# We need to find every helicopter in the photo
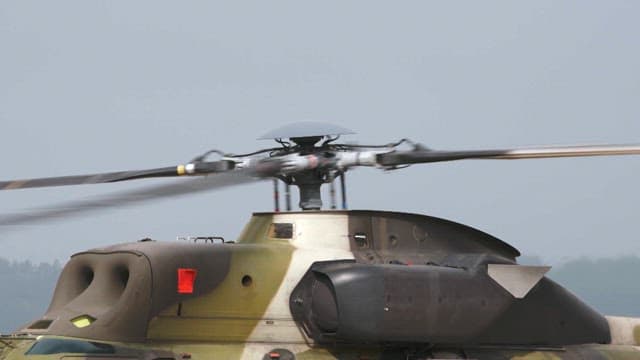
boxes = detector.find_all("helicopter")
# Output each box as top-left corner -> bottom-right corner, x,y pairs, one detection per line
1,122 -> 640,360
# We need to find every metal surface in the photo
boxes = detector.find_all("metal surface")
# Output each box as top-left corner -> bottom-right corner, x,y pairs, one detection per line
257,121 -> 355,140
1,124 -> 639,218
377,143 -> 640,166
0,170 -> 260,226
487,264 -> 551,298
0,161 -> 234,191
2,124 -> 640,359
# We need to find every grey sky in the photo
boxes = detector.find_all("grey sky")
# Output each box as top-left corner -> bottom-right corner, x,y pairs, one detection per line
1,1 -> 639,263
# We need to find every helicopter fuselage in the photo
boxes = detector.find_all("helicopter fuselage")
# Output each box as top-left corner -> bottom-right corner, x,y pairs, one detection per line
2,210 -> 640,359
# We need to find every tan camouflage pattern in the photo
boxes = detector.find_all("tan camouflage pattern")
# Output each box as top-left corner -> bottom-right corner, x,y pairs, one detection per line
3,336 -> 640,359
607,316 -> 640,346
2,212 -> 640,359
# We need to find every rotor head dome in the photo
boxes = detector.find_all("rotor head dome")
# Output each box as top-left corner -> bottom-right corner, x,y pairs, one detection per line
258,121 -> 355,140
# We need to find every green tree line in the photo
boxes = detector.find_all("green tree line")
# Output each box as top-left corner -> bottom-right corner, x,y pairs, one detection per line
0,258 -> 61,333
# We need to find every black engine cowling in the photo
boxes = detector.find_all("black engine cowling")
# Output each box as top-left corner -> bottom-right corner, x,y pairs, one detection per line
289,260 -> 610,346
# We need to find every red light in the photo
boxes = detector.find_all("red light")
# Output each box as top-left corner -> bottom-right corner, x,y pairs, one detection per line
177,268 -> 197,294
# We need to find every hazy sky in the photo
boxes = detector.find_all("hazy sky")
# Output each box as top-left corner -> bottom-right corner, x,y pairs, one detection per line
1,1 -> 639,264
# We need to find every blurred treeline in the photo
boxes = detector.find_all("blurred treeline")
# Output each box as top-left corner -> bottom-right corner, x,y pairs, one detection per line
0,258 -> 61,333
0,256 -> 639,333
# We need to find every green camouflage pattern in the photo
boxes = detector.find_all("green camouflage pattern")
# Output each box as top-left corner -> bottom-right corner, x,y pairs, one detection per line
3,211 -> 640,359
2,335 -> 640,359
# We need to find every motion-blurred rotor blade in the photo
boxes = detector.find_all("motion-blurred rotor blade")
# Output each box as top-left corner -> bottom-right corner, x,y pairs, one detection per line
0,170 -> 260,227
377,144 -> 640,166
0,161 -> 234,191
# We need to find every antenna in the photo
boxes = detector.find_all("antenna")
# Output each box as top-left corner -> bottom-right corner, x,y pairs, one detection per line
285,183 -> 292,211
329,178 -> 337,210
273,179 -> 280,212
340,173 -> 348,210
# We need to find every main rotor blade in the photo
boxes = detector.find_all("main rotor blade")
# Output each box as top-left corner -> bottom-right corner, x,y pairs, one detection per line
377,144 -> 640,166
0,161 -> 233,191
0,170 -> 260,227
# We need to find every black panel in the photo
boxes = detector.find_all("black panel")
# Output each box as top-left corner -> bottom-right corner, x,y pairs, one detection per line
475,277 -> 611,345
291,260 -> 610,346
344,210 -> 518,267
310,274 -> 339,332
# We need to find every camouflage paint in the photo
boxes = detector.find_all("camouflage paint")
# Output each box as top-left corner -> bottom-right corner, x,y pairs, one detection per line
147,214 -> 295,342
608,316 -> 640,346
511,351 -> 562,360
244,212 -> 354,348
4,333 -> 640,359
0,338 -> 34,360
4,211 -> 640,360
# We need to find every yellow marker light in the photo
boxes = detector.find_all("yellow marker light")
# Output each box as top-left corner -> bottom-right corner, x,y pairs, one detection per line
177,164 -> 186,175
70,315 -> 95,328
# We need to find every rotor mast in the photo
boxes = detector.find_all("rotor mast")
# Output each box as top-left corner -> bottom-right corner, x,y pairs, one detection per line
288,136 -> 327,210
259,122 -> 355,211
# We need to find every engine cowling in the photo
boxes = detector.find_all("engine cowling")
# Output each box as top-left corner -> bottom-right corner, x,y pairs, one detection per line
290,260 -> 610,346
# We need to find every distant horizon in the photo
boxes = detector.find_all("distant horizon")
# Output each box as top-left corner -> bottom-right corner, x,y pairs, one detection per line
1,253 -> 636,267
